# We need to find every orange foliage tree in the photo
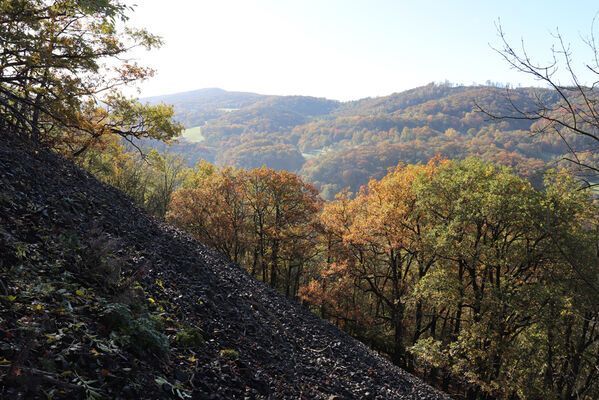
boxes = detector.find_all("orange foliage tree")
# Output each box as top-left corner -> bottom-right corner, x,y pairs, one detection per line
168,167 -> 249,262
167,164 -> 322,297
301,158 -> 445,365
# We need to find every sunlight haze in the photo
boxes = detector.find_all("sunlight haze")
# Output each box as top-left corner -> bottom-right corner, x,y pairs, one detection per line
125,0 -> 599,100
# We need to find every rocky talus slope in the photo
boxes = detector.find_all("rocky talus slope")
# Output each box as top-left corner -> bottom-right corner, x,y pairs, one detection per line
0,135 -> 449,399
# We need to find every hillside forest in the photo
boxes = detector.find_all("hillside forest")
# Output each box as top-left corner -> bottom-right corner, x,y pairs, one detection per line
142,84 -> 595,198
2,0 -> 599,399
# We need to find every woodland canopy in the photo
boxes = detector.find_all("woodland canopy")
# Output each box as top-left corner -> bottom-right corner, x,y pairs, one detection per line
0,0 -> 182,155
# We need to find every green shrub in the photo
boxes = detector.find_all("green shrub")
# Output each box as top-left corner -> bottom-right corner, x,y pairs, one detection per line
129,319 -> 169,357
148,314 -> 166,330
101,303 -> 133,331
101,303 -> 169,357
220,349 -> 239,360
174,328 -> 205,348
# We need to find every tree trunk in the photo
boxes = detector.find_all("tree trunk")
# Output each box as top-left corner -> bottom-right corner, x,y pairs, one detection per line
391,304 -> 406,368
413,300 -> 423,343
270,238 -> 279,288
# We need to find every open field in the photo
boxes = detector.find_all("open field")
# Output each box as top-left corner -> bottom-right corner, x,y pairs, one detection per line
182,125 -> 205,142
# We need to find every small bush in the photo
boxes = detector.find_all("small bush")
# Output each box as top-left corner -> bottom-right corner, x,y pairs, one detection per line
148,314 -> 166,331
129,319 -> 169,357
101,303 -> 133,331
101,303 -> 169,357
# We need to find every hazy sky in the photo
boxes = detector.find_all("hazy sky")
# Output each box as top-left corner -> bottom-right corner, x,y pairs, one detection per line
123,0 -> 599,101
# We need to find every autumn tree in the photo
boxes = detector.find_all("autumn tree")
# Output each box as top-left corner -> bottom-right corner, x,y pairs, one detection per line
0,0 -> 182,154
167,166 -> 249,262
301,157 -> 598,399
243,167 -> 322,295
167,164 -> 322,297
302,159 -> 444,366
299,190 -> 369,331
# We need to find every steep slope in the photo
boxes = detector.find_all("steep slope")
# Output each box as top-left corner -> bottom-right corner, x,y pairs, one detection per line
0,134 -> 448,399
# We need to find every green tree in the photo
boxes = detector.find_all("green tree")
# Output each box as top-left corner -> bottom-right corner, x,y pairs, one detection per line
410,160 -> 599,399
144,150 -> 186,219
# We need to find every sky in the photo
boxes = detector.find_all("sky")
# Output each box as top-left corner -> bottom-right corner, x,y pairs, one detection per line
122,0 -> 599,101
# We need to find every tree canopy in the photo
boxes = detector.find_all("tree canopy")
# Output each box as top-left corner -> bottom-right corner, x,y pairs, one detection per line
0,0 -> 182,155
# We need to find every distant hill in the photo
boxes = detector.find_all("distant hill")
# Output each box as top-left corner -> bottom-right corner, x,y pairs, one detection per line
143,88 -> 268,128
143,84 -> 578,198
0,134 -> 448,399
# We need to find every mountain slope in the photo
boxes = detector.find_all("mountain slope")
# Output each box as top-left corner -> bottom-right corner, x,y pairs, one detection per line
0,134 -> 448,399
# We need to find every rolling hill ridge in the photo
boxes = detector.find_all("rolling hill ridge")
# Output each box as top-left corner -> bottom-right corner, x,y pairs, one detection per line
144,83 -> 576,198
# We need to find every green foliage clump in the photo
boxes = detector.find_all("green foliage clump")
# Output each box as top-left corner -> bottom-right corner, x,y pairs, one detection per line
148,314 -> 166,330
174,327 -> 205,348
220,349 -> 239,360
129,319 -> 170,357
101,303 -> 169,357
101,303 -> 134,331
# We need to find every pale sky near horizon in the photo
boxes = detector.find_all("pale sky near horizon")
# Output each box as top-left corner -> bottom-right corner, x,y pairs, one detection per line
123,0 -> 599,101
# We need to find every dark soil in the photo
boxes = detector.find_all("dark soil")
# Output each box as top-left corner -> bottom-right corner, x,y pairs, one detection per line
0,134 -> 449,399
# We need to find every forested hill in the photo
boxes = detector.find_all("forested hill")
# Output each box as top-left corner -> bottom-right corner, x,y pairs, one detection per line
0,134 -> 449,399
144,88 -> 340,134
146,83 -> 577,198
